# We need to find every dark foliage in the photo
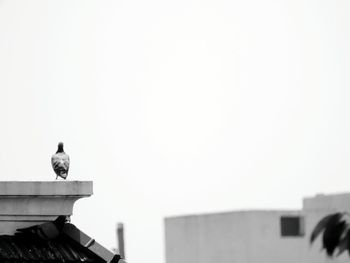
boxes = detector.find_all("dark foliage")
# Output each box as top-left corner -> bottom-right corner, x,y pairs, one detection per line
310,212 -> 350,257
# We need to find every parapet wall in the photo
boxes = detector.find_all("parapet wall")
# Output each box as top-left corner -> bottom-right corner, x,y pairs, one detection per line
0,181 -> 92,235
303,193 -> 350,212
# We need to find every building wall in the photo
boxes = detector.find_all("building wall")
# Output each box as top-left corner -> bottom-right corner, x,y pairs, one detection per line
165,212 -> 251,263
248,211 -> 305,263
165,194 -> 350,263
303,193 -> 350,211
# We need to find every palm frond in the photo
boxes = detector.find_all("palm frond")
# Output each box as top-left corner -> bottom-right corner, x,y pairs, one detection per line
310,212 -> 350,257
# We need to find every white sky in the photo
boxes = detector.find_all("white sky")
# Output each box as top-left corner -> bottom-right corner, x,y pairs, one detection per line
1,0 -> 350,262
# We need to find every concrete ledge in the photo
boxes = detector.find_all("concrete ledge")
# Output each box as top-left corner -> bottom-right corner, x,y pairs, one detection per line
0,181 -> 93,235
0,181 -> 93,196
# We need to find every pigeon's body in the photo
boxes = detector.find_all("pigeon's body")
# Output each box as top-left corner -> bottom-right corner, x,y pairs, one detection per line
51,142 -> 70,179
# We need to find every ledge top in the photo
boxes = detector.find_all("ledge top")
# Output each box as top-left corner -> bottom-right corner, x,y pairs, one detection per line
0,181 -> 93,196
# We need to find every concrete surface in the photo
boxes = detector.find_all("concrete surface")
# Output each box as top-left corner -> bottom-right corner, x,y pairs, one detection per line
0,181 -> 93,235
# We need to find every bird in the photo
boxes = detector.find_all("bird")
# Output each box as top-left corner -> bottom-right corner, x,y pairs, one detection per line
310,212 -> 350,257
51,142 -> 70,180
16,215 -> 68,240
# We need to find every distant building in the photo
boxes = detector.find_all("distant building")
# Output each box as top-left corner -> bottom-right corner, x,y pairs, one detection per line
0,181 -> 124,263
165,193 -> 350,263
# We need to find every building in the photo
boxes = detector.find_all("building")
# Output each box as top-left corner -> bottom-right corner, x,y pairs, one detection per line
165,193 -> 350,263
0,181 -> 124,263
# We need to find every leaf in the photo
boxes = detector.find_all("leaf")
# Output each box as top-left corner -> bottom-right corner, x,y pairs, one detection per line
336,231 -> 350,256
323,215 -> 345,256
310,213 -> 341,244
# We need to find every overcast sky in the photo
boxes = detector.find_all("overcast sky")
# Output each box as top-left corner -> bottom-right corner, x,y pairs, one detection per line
1,0 -> 350,262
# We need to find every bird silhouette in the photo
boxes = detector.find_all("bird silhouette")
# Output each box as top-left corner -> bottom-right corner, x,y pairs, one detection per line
16,216 -> 68,240
51,142 -> 70,179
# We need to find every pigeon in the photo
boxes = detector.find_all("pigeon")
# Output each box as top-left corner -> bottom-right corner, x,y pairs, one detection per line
16,215 -> 68,240
51,142 -> 70,179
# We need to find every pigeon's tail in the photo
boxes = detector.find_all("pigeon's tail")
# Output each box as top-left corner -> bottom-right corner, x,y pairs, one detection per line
54,166 -> 68,179
58,172 -> 68,179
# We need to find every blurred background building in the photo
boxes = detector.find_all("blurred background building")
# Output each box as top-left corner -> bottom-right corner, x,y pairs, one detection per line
165,193 -> 350,263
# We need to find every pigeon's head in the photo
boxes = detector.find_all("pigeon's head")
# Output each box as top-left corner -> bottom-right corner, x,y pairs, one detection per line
57,142 -> 64,153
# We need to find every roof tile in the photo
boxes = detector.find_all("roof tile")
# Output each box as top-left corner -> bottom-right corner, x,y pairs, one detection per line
0,235 -> 101,262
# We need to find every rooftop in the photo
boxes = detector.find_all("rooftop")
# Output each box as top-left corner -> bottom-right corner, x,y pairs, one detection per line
0,181 -> 123,263
0,234 -> 101,263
